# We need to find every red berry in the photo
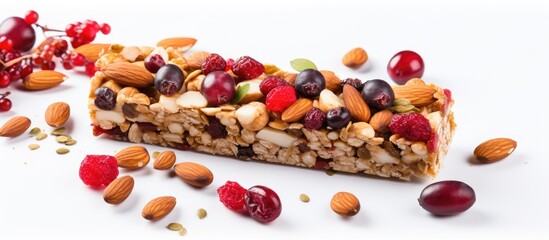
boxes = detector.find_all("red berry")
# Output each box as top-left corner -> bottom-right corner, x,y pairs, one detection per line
100,23 -> 111,34
62,61 -> 73,70
419,180 -> 476,216
0,71 -> 11,88
217,181 -> 247,211
387,50 -> 425,85
266,85 -> 297,112
201,53 -> 227,75
70,52 -> 86,66
427,132 -> 438,153
259,76 -> 289,95
20,64 -> 33,78
0,97 -> 12,111
231,56 -> 265,80
303,107 -> 325,130
0,36 -> 14,51
441,89 -> 452,114
245,185 -> 282,223
65,24 -> 77,37
205,116 -> 227,139
24,10 -> 39,25
225,58 -> 234,71
78,155 -> 119,188
85,62 -> 98,77
144,54 -> 166,73
40,60 -> 56,70
388,112 -> 432,142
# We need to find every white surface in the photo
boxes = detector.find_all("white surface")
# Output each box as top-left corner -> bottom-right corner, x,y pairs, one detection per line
1,0 -> 548,239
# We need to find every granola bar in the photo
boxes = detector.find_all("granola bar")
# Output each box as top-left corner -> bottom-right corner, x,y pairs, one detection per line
88,44 -> 456,180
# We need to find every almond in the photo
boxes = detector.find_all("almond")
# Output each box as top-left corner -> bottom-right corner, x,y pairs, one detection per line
185,51 -> 210,70
157,37 -> 197,52
320,70 -> 341,92
343,84 -> 371,122
283,72 -> 297,85
45,102 -> 70,127
103,175 -> 134,204
22,70 -> 67,90
174,162 -> 213,188
73,43 -> 110,61
281,98 -> 313,122
101,62 -> 154,88
474,138 -> 517,163
369,110 -> 393,133
330,192 -> 360,217
115,145 -> 150,169
342,47 -> 368,69
142,196 -> 177,221
392,79 -> 437,107
0,116 -> 31,137
154,151 -> 176,170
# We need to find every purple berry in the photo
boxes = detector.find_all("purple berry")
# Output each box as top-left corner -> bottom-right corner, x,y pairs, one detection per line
144,54 -> 166,73
326,107 -> 351,130
155,64 -> 183,96
303,107 -> 325,130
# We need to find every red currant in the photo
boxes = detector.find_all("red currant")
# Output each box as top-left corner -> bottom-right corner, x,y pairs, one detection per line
65,24 -> 77,37
71,53 -> 86,66
387,50 -> 425,85
0,36 -> 14,51
24,10 -> 39,25
85,62 -> 97,76
0,71 -> 11,88
0,97 -> 12,111
100,23 -> 111,34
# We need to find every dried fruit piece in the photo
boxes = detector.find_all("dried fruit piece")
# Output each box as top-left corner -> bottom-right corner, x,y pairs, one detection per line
330,192 -> 360,217
115,145 -> 150,169
419,180 -> 475,216
259,76 -> 289,95
79,155 -> 119,188
245,185 -> 282,223
294,69 -> 326,98
265,85 -> 297,112
232,56 -> 265,80
45,102 -> 70,127
387,50 -> 425,85
474,138 -> 517,163
217,181 -> 247,211
342,47 -> 368,69
303,107 -> 325,130
142,196 -> 177,221
174,162 -> 214,188
389,113 -> 432,142
362,79 -> 395,110
154,151 -> 176,170
103,175 -> 134,204
201,53 -> 226,75
0,116 -> 31,137
326,107 -> 351,130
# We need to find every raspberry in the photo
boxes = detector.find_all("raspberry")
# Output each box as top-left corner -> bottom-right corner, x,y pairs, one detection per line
388,113 -> 432,142
217,181 -> 247,211
259,76 -> 289,95
231,56 -> 265,80
206,116 -> 227,139
201,53 -> 227,75
79,155 -> 119,188
303,107 -> 326,130
265,85 -> 297,112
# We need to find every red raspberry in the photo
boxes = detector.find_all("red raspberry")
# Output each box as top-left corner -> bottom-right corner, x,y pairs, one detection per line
79,155 -> 119,188
303,107 -> 325,130
389,113 -> 432,142
201,53 -> 227,75
266,85 -> 297,112
259,76 -> 289,95
217,181 -> 247,211
231,56 -> 265,80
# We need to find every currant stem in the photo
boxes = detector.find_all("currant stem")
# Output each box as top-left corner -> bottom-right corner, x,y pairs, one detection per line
0,91 -> 10,100
0,54 -> 33,71
35,23 -> 65,33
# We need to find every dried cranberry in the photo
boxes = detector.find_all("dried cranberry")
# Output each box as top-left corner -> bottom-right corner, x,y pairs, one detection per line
206,116 -> 227,139
137,122 -> 158,132
79,155 -> 119,188
265,85 -> 297,112
217,181 -> 247,211
419,180 -> 476,216
259,76 -> 289,95
427,132 -> 438,152
237,146 -> 255,158
201,53 -> 227,75
94,87 -> 116,110
341,78 -> 364,91
303,107 -> 325,130
388,113 -> 432,142
245,185 -> 282,223
231,56 -> 265,80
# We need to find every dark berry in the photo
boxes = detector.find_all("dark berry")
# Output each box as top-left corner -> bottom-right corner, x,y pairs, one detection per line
427,132 -> 438,153
201,53 -> 227,75
232,56 -> 265,80
361,79 -> 395,110
265,85 -> 297,112
79,155 -> 119,188
201,71 -> 236,106
388,112 -> 432,142
303,107 -> 325,130
155,64 -> 183,96
419,180 -> 476,216
217,181 -> 247,211
326,107 -> 351,130
94,87 -> 116,110
387,50 -> 425,85
0,17 -> 36,52
342,78 -> 364,91
237,146 -> 255,158
259,76 -> 289,96
144,54 -> 165,73
294,69 -> 326,98
245,185 -> 282,223
206,116 -> 227,139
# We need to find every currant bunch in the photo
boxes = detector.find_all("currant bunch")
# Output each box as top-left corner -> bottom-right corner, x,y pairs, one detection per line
0,91 -> 12,111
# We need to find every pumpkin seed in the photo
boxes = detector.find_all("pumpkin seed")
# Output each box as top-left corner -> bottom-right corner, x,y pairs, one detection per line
56,148 -> 70,155
51,127 -> 66,136
197,208 -> 207,219
28,143 -> 40,150
167,223 -> 183,231
299,193 -> 310,203
35,132 -> 48,141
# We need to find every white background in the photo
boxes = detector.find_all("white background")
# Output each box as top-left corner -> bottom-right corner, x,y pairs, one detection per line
1,0 -> 548,239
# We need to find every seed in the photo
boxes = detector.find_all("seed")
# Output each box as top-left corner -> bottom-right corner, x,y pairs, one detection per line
56,147 -> 70,155
35,132 -> 48,141
29,127 -> 41,135
299,193 -> 310,203
65,139 -> 77,146
325,169 -> 335,176
51,127 -> 66,135
197,208 -> 207,219
152,151 -> 160,158
178,227 -> 187,236
55,135 -> 69,143
28,143 -> 40,150
167,223 -> 183,231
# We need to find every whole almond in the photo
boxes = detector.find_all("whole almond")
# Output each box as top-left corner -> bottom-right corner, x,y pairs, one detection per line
0,116 -> 31,137
115,145 -> 150,169
331,192 -> 360,217
74,43 -> 110,61
281,98 -> 313,122
101,62 -> 154,88
142,196 -> 177,221
474,138 -> 517,163
392,79 -> 437,107
342,47 -> 368,69
174,162 -> 213,188
186,51 -> 210,70
154,151 -> 176,170
369,110 -> 393,133
283,72 -> 297,85
45,102 -> 70,127
103,175 -> 134,204
320,70 -> 341,92
22,70 -> 67,90
157,37 -> 197,52
343,84 -> 371,122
